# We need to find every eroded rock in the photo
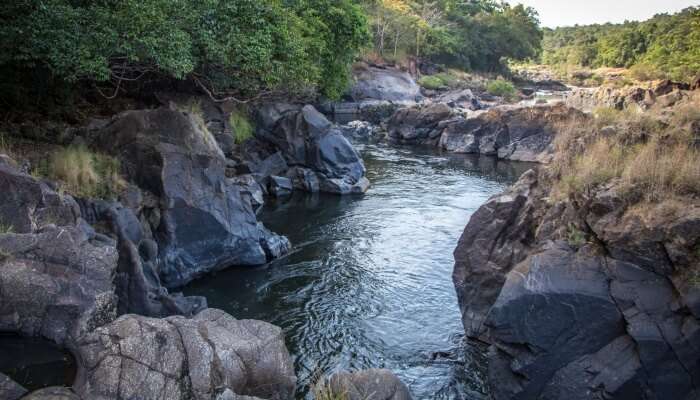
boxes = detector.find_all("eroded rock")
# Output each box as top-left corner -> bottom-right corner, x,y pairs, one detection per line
327,369 -> 412,400
73,309 -> 296,400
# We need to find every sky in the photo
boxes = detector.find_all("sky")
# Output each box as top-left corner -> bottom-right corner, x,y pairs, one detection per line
514,0 -> 700,28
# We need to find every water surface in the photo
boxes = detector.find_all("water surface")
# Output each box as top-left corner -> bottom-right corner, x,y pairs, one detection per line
186,144 -> 532,399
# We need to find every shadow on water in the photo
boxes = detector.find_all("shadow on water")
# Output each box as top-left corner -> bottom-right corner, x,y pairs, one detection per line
0,334 -> 76,391
185,144 -> 534,399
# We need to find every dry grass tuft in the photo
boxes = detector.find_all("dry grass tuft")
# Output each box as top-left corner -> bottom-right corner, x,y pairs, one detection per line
39,146 -> 126,199
312,379 -> 349,400
550,103 -> 700,204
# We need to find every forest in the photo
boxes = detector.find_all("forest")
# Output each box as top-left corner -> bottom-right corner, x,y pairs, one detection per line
541,6 -> 700,82
0,0 -> 541,110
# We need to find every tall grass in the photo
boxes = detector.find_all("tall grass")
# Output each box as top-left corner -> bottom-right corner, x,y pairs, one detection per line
229,109 -> 253,144
550,100 -> 700,203
41,146 -> 125,199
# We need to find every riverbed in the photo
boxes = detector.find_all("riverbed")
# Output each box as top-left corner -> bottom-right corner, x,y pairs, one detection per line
185,144 -> 533,399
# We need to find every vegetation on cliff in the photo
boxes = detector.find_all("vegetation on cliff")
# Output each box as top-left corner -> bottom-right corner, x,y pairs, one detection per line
541,6 -> 700,82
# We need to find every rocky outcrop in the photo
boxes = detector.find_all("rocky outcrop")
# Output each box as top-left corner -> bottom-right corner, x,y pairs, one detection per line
565,80 -> 692,112
89,108 -> 290,288
386,103 -> 454,146
439,104 -> 586,162
0,160 -> 118,345
453,171 -> 700,400
1,373 -> 27,400
432,89 -> 482,111
72,309 -> 296,400
348,66 -> 421,103
327,66 -> 420,123
251,104 -> 370,194
20,387 -> 81,400
326,369 -> 412,400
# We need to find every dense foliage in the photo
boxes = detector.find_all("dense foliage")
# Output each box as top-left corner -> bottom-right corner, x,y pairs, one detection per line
541,7 -> 700,82
0,0 -> 369,101
359,0 -> 542,72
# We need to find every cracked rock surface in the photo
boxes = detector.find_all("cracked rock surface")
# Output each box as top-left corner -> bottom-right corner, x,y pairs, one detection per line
327,369 -> 412,400
73,308 -> 296,400
453,171 -> 700,400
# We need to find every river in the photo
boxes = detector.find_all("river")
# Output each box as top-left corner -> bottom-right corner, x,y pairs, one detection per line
185,143 -> 533,399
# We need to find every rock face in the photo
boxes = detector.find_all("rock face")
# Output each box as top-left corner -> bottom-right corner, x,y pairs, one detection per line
387,103 -> 454,146
348,66 -> 421,103
326,369 -> 412,400
252,104 -> 370,194
73,309 -> 296,400
565,80 -> 691,112
439,104 -> 586,162
90,108 -> 290,288
0,160 -> 118,345
1,373 -> 27,400
327,66 -> 420,123
453,171 -> 700,400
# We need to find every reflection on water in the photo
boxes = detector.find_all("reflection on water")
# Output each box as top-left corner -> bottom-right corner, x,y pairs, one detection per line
185,144 -> 533,399
0,334 -> 76,391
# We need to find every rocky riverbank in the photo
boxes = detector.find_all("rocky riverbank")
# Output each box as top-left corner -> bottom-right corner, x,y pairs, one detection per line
0,90 -> 413,399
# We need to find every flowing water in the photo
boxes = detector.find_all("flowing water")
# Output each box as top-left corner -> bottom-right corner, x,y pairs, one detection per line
186,144 -> 533,399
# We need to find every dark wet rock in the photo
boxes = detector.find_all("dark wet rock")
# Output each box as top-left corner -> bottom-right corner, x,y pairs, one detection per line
1,373 -> 27,400
229,175 -> 265,211
453,169 -> 700,400
348,66 -> 420,103
268,176 -> 293,197
330,101 -> 401,124
439,104 -> 586,162
20,387 -> 81,400
339,120 -> 377,141
255,104 -> 369,194
90,108 -> 289,288
453,170 -> 540,338
387,103 -> 453,145
73,309 -> 296,400
327,369 -> 412,400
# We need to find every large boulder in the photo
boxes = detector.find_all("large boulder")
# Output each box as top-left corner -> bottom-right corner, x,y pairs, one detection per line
255,104 -> 370,194
73,309 -> 296,400
439,104 -> 586,162
386,103 -> 453,145
90,108 -> 290,288
326,369 -> 412,400
348,66 -> 420,103
453,170 -> 700,400
0,160 -> 118,345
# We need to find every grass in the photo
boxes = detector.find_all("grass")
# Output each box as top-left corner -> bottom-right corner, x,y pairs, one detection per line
37,146 -> 125,199
0,223 -> 14,234
627,63 -> 667,82
312,380 -> 349,400
418,75 -> 447,90
486,79 -> 517,100
229,109 -> 253,144
550,100 -> 700,204
0,248 -> 10,262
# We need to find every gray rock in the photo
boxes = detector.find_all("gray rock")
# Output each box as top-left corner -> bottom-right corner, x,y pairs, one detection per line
90,108 -> 290,288
439,104 -> 586,162
1,373 -> 27,400
73,309 -> 296,400
387,103 -> 453,145
326,369 -> 412,400
20,387 -> 81,400
434,89 -> 482,110
256,105 -> 369,195
348,66 -> 420,102
453,169 -> 700,400
268,176 -> 293,197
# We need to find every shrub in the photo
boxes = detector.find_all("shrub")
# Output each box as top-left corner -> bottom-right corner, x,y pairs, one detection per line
418,75 -> 446,90
229,110 -> 254,144
628,63 -> 667,82
486,79 -> 517,99
43,146 -> 125,199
